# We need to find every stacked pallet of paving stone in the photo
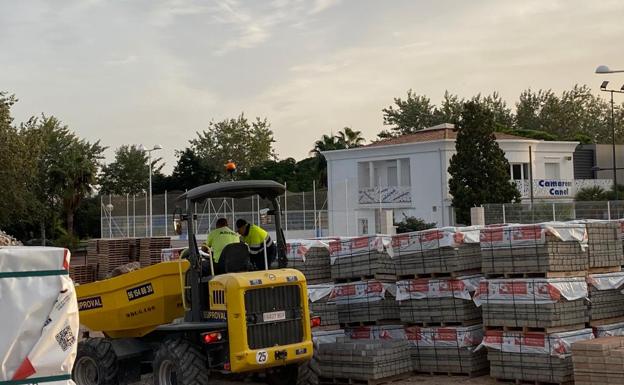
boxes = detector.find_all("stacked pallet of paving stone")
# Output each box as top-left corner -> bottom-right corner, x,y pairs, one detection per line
478,222 -> 592,384
396,275 -> 483,325
97,238 -> 131,279
480,222 -> 589,275
584,220 -> 624,269
138,237 -> 171,267
474,277 -> 589,329
393,226 -> 482,277
587,272 -> 624,324
317,339 -> 412,383
595,321 -> 624,337
308,284 -> 339,328
333,280 -> 399,325
482,328 -> 593,385
69,264 -> 96,285
286,239 -> 331,284
404,324 -> 488,376
330,235 -> 395,281
572,336 -> 624,385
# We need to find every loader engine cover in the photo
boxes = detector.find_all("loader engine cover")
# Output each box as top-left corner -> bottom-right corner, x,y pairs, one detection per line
209,268 -> 313,373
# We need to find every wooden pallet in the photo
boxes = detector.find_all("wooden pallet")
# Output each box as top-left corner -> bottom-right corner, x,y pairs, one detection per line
319,372 -> 410,385
588,315 -> 624,327
588,265 -> 622,274
406,319 -> 481,328
495,379 -> 573,385
339,319 -> 402,328
397,269 -> 481,280
484,323 -> 586,334
416,369 -> 488,378
333,274 -> 397,283
485,271 -> 587,279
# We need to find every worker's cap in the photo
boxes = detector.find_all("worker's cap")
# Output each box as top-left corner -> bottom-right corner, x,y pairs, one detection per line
235,219 -> 248,229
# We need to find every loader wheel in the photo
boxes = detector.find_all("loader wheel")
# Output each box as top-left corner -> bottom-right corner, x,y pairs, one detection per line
296,346 -> 321,385
72,338 -> 119,385
153,338 -> 209,385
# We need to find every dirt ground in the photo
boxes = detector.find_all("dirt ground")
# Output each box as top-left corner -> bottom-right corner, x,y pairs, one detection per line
138,373 -> 498,385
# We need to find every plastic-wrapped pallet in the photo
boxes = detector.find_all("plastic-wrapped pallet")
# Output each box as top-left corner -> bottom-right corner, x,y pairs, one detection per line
286,239 -> 331,284
396,275 -> 482,324
329,236 -> 396,281
587,272 -> 624,321
312,329 -> 345,345
392,226 -> 482,276
0,247 -> 79,385
405,324 -> 488,375
572,336 -> 624,385
474,277 -> 588,328
308,284 -> 338,328
480,223 -> 588,274
595,321 -> 624,337
332,280 -> 399,324
318,339 -> 412,381
482,328 -> 594,384
345,324 -> 405,340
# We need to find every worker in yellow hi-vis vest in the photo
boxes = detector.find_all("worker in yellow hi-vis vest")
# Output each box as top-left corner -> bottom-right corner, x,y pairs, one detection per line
202,217 -> 241,274
235,219 -> 276,270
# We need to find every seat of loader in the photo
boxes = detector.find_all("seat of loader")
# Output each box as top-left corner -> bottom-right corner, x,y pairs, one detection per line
218,242 -> 251,273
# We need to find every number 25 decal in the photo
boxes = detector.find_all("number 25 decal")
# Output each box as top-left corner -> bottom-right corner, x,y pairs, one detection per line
256,350 -> 268,364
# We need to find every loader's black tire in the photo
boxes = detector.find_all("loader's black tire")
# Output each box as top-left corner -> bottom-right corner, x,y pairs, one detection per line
296,346 -> 321,385
153,338 -> 209,385
72,338 -> 120,385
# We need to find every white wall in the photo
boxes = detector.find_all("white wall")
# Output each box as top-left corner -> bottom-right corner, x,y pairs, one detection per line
325,139 -> 579,236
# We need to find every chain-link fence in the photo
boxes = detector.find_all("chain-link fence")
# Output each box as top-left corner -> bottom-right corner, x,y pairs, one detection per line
483,200 -> 624,224
99,189 -> 329,239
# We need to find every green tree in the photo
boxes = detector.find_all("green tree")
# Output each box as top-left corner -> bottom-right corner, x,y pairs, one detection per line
0,93 -> 36,233
394,215 -> 436,234
22,115 -> 105,236
448,102 -> 521,225
168,147 -> 220,191
576,186 -> 608,201
310,127 -> 365,187
380,90 -> 438,138
190,113 -> 275,178
99,145 -> 163,195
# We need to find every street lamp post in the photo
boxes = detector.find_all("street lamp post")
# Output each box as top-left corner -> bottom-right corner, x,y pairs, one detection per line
597,80 -> 624,201
139,144 -> 163,237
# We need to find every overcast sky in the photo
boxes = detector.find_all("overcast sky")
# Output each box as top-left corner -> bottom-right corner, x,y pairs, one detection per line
2,0 -> 624,172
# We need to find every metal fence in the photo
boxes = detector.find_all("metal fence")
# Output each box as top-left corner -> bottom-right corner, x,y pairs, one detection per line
483,200 -> 624,224
100,189 -> 329,239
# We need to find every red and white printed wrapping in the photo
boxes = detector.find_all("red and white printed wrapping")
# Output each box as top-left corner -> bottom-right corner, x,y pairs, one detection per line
587,272 -> 624,291
285,239 -> 333,262
396,275 -> 483,302
0,247 -> 79,385
346,325 -> 406,340
330,280 -> 396,304
404,324 -> 484,349
389,226 -> 482,255
473,277 -> 588,306
307,284 -> 335,303
481,328 -> 594,357
594,321 -> 624,338
160,247 -> 185,262
480,222 -> 588,249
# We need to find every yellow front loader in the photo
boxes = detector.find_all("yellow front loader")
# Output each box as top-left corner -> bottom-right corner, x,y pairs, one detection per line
73,181 -> 318,385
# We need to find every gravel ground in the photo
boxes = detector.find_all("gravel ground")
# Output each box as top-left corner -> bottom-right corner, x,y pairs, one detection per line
137,373 -> 498,385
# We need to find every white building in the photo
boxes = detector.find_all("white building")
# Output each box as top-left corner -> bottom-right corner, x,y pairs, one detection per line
323,124 -> 611,236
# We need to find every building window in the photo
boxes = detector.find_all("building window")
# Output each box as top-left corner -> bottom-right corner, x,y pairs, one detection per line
510,163 -> 529,180
545,163 -> 560,179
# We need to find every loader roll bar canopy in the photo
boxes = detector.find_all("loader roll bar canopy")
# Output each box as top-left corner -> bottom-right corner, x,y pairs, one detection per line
177,180 -> 285,202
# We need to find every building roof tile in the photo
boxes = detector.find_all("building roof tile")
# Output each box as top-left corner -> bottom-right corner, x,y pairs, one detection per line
366,127 -> 530,148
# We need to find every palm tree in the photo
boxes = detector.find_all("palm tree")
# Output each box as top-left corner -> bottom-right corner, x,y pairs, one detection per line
336,127 -> 365,148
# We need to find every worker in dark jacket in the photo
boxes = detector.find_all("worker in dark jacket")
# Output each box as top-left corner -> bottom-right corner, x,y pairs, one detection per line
235,219 -> 276,270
